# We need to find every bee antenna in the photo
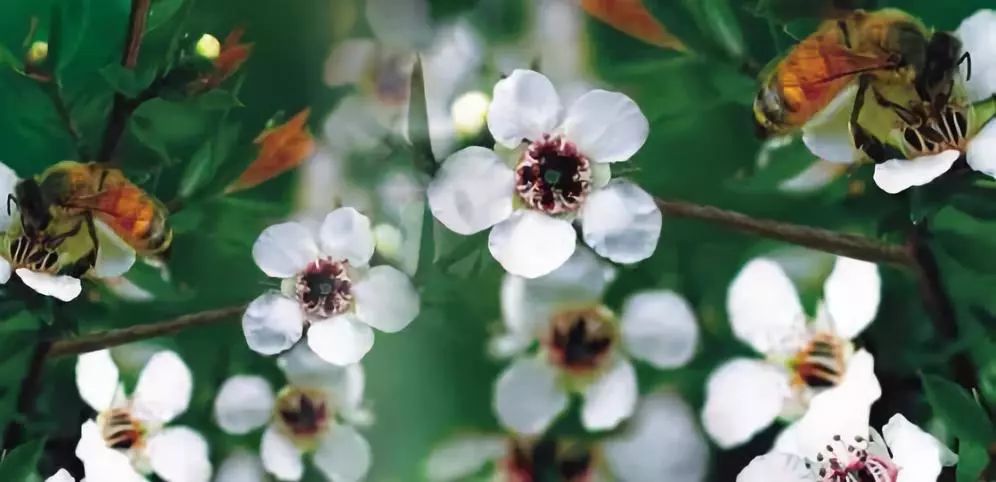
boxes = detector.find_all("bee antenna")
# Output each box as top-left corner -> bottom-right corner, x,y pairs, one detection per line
959,51 -> 972,81
6,194 -> 17,216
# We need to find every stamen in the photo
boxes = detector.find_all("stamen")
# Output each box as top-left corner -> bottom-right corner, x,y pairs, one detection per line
545,306 -> 616,373
812,433 -> 899,482
515,135 -> 592,215
274,386 -> 332,444
296,258 -> 353,318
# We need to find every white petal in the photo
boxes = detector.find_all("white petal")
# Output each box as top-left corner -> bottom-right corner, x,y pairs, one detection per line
242,293 -> 305,356
966,118 -> 996,178
580,180 -> 661,264
488,211 -> 576,279
215,450 -> 267,482
213,375 -> 275,434
307,315 -> 375,365
793,350 -> 881,457
0,163 -> 19,232
75,350 -> 120,412
132,351 -> 192,424
956,10 -> 996,102
76,420 -> 147,482
604,392 -> 709,482
252,222 -> 319,278
872,150 -> 960,194
425,434 -> 506,481
563,90 -> 649,164
45,469 -> 75,482
92,220 -> 137,278
822,256 -> 880,339
581,358 -> 638,431
323,38 -> 376,87
800,85 -> 859,164
16,269 -> 81,301
773,421 -> 804,456
260,424 -> 304,481
0,258 -> 10,283
702,358 -> 791,448
621,290 -> 699,369
494,356 -> 568,435
318,207 -> 376,266
726,258 -> 806,354
353,265 -> 419,333
427,146 -> 516,235
882,414 -> 957,482
147,426 -> 212,482
736,453 -> 815,482
279,344 -> 366,414
487,69 -> 562,147
312,424 -> 372,482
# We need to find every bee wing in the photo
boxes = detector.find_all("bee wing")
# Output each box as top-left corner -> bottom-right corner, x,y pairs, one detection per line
61,184 -> 160,251
791,41 -> 897,85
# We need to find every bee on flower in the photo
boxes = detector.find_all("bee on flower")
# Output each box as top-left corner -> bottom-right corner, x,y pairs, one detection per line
242,206 -> 419,365
491,248 -> 699,434
427,69 -> 661,279
74,349 -> 211,482
212,343 -> 371,482
426,392 -> 709,482
702,255 -> 882,449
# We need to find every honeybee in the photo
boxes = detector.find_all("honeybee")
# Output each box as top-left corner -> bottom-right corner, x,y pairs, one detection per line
753,9 -> 932,138
9,161 -> 172,265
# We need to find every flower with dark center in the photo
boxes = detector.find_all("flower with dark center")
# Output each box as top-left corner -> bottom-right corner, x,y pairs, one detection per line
275,386 -> 332,443
516,135 -> 592,215
296,258 -> 353,318
100,408 -> 145,450
790,333 -> 847,389
813,435 -> 899,482
502,438 -> 596,482
545,306 -> 615,373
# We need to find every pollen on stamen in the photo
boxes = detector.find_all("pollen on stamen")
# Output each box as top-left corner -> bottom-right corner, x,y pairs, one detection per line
515,134 -> 593,215
814,434 -> 899,482
296,258 -> 353,318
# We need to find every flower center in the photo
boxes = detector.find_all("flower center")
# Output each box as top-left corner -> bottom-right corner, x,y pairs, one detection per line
814,435 -> 899,482
545,306 -> 616,374
502,438 -> 596,482
296,258 -> 353,318
275,386 -> 332,446
99,408 -> 146,451
7,234 -> 60,273
515,135 -> 592,215
790,333 -> 847,389
899,104 -> 968,157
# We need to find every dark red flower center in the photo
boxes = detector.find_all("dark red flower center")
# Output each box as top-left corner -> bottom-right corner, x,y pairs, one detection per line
814,435 -> 899,482
276,387 -> 331,440
297,258 -> 353,318
502,438 -> 596,482
101,408 -> 145,450
545,307 -> 615,374
515,135 -> 592,215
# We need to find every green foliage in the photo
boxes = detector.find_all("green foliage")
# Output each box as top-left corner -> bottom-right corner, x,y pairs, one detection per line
0,439 -> 45,482
921,374 -> 995,446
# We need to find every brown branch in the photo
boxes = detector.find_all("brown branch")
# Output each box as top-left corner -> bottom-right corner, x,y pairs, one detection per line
48,304 -> 246,358
97,0 -> 151,163
655,198 -> 916,267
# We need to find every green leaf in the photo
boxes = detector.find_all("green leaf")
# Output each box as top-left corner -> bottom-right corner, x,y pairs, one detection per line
0,439 -> 45,482
934,229 -> 996,275
129,114 -> 173,165
956,441 -> 990,482
698,0 -> 746,59
921,374 -> 996,446
48,0 -> 91,78
100,63 -> 157,98
178,139 -> 215,199
407,57 -> 435,176
190,90 -> 244,111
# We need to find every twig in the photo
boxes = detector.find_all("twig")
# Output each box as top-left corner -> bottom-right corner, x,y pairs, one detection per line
97,0 -> 151,162
48,304 -> 246,358
655,197 -> 916,267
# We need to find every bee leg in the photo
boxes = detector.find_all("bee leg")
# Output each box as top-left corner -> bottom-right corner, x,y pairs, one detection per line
837,20 -> 852,49
43,221 -> 84,250
871,88 -> 920,125
849,76 -> 891,163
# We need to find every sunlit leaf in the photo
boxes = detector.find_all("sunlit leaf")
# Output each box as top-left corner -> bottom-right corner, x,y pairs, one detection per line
580,0 -> 686,50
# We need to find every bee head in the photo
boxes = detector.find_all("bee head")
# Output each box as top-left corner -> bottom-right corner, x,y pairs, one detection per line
13,179 -> 51,235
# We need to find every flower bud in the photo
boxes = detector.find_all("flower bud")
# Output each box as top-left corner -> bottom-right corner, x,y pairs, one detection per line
26,41 -> 48,65
450,90 -> 490,137
373,223 -> 403,260
195,33 -> 221,60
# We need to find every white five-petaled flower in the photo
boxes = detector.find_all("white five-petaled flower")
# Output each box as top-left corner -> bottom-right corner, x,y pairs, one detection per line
801,10 -> 996,194
75,349 -> 211,482
702,256 -> 882,448
213,343 -> 372,482
426,391 -> 709,482
738,413 -> 957,482
427,69 -> 661,279
243,207 -> 420,365
0,162 -> 136,302
491,248 -> 699,435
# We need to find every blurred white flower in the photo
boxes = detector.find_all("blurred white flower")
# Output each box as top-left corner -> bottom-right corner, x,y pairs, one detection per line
214,450 -> 268,482
0,163 -> 136,301
243,207 -> 419,365
427,391 -> 708,482
74,350 -> 210,482
213,344 -> 372,482
45,469 -> 76,482
739,414 -> 956,482
450,90 -> 490,138
702,256 -> 882,448
427,69 -> 659,278
492,249 -> 698,434
800,10 -> 996,194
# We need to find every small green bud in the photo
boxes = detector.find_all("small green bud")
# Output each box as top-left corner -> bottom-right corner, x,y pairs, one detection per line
450,90 -> 490,137
26,41 -> 48,65
195,34 -> 221,60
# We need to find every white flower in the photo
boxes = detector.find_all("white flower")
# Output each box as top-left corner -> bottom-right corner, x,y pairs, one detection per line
74,349 -> 210,482
799,10 -> 996,194
739,414 -> 957,482
213,343 -> 372,482
492,248 -> 698,435
426,391 -> 708,482
702,256 -> 882,448
244,207 -> 420,365
427,69 -> 660,278
0,163 -> 136,301
45,469 -> 76,482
